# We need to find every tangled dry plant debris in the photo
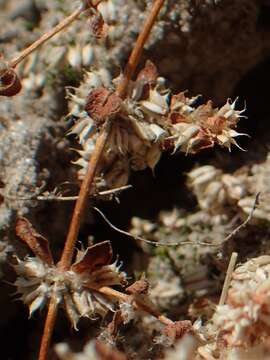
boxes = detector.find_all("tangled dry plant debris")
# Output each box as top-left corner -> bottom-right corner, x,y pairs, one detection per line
1,0 -> 270,359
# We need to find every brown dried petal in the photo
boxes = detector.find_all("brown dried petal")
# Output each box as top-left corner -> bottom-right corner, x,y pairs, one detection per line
85,87 -> 122,125
89,11 -> 108,39
0,68 -> 21,96
107,310 -> 124,337
15,217 -> 53,265
136,60 -> 158,84
71,241 -> 113,274
162,320 -> 193,342
126,278 -> 149,295
95,341 -> 127,360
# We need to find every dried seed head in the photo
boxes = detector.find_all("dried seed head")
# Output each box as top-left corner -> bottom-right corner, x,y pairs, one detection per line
14,237 -> 126,328
67,61 -> 247,191
0,65 -> 22,96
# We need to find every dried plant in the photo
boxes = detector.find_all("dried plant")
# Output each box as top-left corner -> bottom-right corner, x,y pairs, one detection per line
2,1 -> 270,360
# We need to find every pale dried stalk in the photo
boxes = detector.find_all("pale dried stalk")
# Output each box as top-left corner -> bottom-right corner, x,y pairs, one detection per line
9,8 -> 83,68
98,286 -> 173,325
219,252 -> 238,306
9,0 -> 103,68
38,1 -> 166,359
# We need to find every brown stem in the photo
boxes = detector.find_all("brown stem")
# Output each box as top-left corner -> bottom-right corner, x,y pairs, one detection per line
58,121 -> 112,270
38,299 -> 59,360
116,0 -> 165,98
98,286 -> 173,325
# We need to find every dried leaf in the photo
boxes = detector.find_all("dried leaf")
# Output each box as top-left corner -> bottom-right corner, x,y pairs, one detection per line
89,11 -> 108,39
0,67 -> 21,96
162,320 -> 193,342
85,87 -> 122,125
107,310 -> 124,337
136,60 -> 158,84
71,241 -> 113,274
95,341 -> 127,360
126,277 -> 149,295
15,217 -> 53,266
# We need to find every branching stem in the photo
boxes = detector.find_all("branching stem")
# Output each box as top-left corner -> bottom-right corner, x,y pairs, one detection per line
116,0 -> 165,98
9,8 -> 83,68
9,0 -> 103,68
98,286 -> 173,325
39,0 -> 166,358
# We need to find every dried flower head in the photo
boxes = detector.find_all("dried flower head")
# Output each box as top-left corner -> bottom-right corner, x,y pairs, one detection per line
68,61 -> 246,192
14,217 -> 126,328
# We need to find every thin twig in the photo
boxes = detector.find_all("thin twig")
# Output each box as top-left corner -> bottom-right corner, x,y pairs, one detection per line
3,185 -> 132,202
98,286 -> 173,325
219,252 -> 238,306
224,192 -> 260,242
93,206 -> 219,247
38,298 -> 58,360
9,8 -> 83,68
9,0 -> 104,68
116,0 -> 165,98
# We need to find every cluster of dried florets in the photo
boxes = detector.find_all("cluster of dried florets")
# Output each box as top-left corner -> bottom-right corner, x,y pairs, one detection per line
188,151 -> 270,222
188,165 -> 247,215
14,217 -> 126,328
212,255 -> 270,348
68,60 -> 246,191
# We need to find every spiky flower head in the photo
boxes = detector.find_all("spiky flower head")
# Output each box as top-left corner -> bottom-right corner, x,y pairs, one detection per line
14,218 -> 126,329
67,61 -> 247,192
